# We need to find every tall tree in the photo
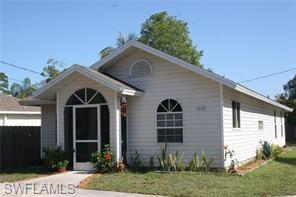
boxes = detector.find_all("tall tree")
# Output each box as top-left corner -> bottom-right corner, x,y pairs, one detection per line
40,58 -> 63,85
10,77 -> 36,99
0,72 -> 10,94
99,32 -> 137,58
276,74 -> 296,123
139,11 -> 203,67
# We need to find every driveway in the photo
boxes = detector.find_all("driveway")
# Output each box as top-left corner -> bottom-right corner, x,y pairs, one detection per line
0,171 -> 160,197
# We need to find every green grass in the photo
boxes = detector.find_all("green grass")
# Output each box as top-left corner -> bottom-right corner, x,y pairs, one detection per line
85,146 -> 296,197
0,167 -> 50,183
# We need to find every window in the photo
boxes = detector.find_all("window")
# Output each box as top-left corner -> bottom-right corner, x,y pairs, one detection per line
232,101 -> 240,128
274,111 -> 277,139
66,88 -> 106,106
258,121 -> 263,130
280,112 -> 283,137
157,99 -> 183,143
129,59 -> 153,77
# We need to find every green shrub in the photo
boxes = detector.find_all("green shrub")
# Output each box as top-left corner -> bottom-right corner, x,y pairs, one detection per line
168,151 -> 185,171
157,143 -> 170,171
271,144 -> 283,158
201,150 -> 216,171
91,144 -> 116,173
149,156 -> 155,169
188,153 -> 203,171
256,148 -> 265,160
130,149 -> 142,170
42,146 -> 69,170
262,141 -> 271,158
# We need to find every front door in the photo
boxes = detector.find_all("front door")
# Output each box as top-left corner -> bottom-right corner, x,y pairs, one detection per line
73,106 -> 100,170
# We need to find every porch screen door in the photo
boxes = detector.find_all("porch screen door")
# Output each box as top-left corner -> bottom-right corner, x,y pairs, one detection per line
73,106 -> 100,170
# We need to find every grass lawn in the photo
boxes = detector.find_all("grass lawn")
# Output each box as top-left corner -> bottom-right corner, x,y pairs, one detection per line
0,167 -> 50,183
84,146 -> 296,197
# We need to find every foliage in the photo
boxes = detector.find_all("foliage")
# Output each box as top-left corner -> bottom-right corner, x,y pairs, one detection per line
271,144 -> 283,158
10,77 -> 37,99
188,153 -> 203,171
0,72 -> 10,94
42,147 -> 69,170
130,149 -> 143,170
224,145 -> 238,172
91,144 -> 116,173
84,147 -> 296,196
201,150 -> 216,171
139,11 -> 203,67
276,74 -> 296,123
40,58 -> 64,85
157,143 -> 169,171
149,156 -> 155,169
99,32 -> 137,58
168,151 -> 185,171
261,141 -> 272,159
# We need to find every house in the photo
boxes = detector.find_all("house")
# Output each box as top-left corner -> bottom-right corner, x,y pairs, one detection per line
20,41 -> 293,170
0,94 -> 41,126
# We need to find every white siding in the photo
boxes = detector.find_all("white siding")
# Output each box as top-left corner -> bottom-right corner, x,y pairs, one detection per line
41,104 -> 56,148
104,50 -> 223,167
0,114 -> 40,126
56,73 -> 117,153
223,86 -> 286,166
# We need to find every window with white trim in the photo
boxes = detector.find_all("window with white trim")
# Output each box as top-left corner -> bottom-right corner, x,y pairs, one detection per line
129,59 -> 153,77
232,101 -> 240,128
157,99 -> 183,143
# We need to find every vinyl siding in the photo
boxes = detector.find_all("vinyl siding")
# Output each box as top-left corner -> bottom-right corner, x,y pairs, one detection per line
41,104 -> 56,148
56,73 -> 117,153
104,50 -> 223,167
223,86 -> 286,166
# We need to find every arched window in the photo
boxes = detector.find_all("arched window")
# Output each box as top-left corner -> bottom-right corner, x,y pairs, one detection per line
129,59 -> 153,77
66,88 -> 106,105
156,99 -> 183,143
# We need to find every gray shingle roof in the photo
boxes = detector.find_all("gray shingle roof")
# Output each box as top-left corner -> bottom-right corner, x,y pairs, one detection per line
0,94 -> 40,112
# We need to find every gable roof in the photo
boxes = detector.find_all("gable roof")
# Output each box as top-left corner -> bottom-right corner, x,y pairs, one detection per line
0,94 -> 40,114
91,40 -> 293,112
33,64 -> 144,99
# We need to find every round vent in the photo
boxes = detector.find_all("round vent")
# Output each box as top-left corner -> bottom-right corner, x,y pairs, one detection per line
129,59 -> 153,77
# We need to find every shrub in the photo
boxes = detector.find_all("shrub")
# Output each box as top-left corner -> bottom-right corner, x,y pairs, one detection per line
201,150 -> 216,171
157,143 -> 170,171
188,153 -> 203,171
168,151 -> 185,171
149,156 -> 155,169
91,144 -> 116,173
262,141 -> 271,159
42,147 -> 69,170
130,149 -> 142,170
271,144 -> 283,158
256,148 -> 265,160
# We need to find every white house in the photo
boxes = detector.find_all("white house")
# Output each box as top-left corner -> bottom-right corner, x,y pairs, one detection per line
20,41 -> 292,170
0,94 -> 41,126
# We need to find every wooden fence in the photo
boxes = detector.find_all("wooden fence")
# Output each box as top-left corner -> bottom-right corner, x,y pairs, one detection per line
286,124 -> 296,141
0,126 -> 41,171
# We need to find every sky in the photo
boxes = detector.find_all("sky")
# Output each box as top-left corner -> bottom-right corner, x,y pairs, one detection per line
0,0 -> 295,98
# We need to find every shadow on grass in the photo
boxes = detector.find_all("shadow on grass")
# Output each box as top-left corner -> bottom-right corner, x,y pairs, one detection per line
275,157 -> 296,166
0,167 -> 51,175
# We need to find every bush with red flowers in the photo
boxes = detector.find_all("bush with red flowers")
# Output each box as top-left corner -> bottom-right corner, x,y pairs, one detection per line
91,144 -> 116,173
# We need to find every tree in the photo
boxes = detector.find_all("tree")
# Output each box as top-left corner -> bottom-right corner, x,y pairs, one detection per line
99,32 -> 137,58
40,58 -> 64,85
276,74 -> 296,123
10,77 -> 36,99
139,12 -> 203,67
0,72 -> 10,94
283,74 -> 296,99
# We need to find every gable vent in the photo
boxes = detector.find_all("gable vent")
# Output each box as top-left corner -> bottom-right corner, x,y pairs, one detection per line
129,59 -> 153,77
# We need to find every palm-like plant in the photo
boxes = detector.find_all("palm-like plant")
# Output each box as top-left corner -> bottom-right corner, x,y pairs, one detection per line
10,77 -> 36,99
99,32 -> 137,59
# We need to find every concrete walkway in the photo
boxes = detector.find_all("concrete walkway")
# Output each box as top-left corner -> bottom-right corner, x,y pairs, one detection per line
0,171 -> 159,196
